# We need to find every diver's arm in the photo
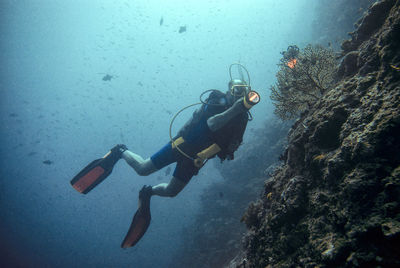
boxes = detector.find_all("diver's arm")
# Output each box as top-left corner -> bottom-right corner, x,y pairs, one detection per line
207,98 -> 247,132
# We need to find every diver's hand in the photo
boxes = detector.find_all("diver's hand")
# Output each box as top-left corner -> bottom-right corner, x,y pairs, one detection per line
207,97 -> 247,132
231,97 -> 248,112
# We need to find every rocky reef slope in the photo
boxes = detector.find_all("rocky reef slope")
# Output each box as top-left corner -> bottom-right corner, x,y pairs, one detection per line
311,0 -> 375,50
229,1 -> 400,267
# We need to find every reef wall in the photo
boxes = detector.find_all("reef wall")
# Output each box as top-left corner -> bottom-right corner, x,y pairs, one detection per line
311,0 -> 375,49
229,0 -> 400,267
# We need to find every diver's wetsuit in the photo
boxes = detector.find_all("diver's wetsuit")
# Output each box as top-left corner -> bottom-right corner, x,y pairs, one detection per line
122,90 -> 248,197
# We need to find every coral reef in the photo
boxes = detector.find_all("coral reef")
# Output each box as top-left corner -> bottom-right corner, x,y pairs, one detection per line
270,45 -> 336,120
229,1 -> 400,267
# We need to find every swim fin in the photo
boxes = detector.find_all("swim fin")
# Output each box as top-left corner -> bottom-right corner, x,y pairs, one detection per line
121,185 -> 152,248
70,145 -> 127,194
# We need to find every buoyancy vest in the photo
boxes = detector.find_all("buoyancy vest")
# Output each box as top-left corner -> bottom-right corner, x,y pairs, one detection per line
176,90 -> 248,161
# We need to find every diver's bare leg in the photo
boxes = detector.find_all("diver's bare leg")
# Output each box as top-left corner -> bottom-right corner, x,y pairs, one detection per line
122,150 -> 158,176
152,177 -> 187,197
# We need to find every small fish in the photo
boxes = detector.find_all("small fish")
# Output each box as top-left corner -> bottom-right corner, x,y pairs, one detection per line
102,74 -> 113,81
160,17 -> 163,26
42,160 -> 53,165
219,192 -> 224,198
9,113 -> 18,117
28,151 -> 37,156
178,26 -> 186,33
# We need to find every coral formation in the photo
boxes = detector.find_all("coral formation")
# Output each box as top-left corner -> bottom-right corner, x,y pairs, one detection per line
229,1 -> 400,267
270,45 -> 336,120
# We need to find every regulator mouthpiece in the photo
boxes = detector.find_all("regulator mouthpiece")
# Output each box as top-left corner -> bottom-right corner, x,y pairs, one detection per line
243,90 -> 260,109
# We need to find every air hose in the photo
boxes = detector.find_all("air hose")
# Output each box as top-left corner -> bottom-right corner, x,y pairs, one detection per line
168,89 -> 223,161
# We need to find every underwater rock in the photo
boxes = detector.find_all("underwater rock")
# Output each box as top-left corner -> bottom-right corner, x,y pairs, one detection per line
341,0 -> 396,53
228,1 -> 400,267
311,0 -> 375,51
338,51 -> 359,78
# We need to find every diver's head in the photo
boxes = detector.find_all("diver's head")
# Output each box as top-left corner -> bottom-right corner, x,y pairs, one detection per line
227,79 -> 250,103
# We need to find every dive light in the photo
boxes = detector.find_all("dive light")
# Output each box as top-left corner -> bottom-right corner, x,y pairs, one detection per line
243,90 -> 260,109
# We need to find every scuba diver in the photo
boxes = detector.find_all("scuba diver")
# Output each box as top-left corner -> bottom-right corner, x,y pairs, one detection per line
70,64 -> 260,248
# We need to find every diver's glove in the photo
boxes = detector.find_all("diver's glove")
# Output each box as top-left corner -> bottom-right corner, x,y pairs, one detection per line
111,144 -> 128,159
231,97 -> 248,112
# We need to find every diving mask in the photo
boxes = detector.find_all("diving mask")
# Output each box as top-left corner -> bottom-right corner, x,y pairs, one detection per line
229,79 -> 250,98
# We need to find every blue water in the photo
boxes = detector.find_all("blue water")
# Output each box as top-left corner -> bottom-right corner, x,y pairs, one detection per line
0,0 -> 317,267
